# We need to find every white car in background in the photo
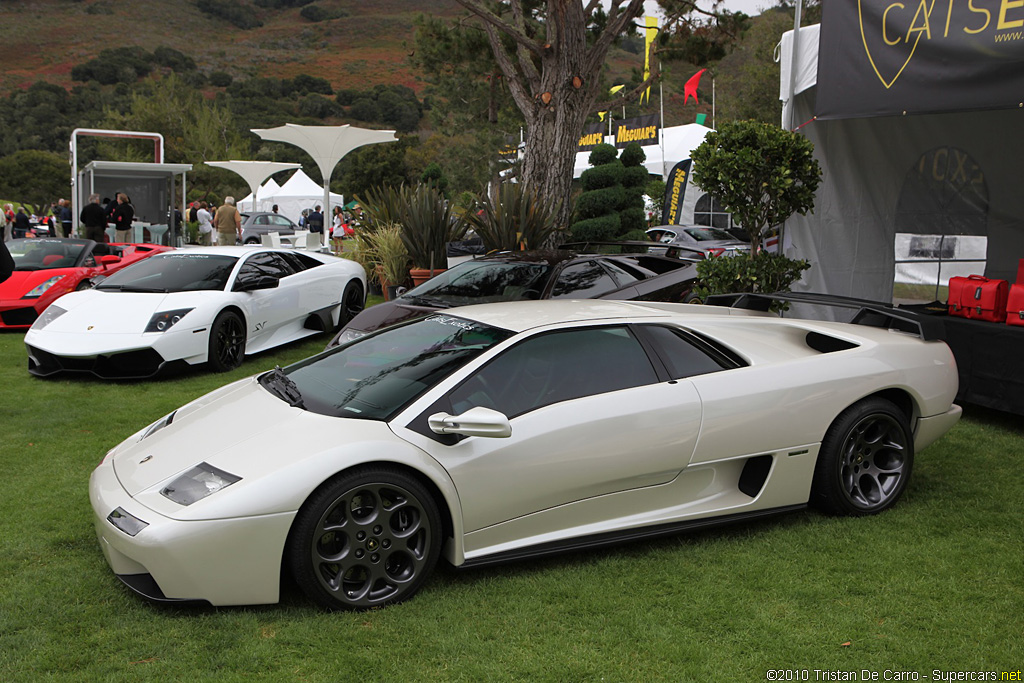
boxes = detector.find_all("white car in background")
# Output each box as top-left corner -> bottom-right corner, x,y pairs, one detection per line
25,246 -> 365,378
88,297 -> 960,610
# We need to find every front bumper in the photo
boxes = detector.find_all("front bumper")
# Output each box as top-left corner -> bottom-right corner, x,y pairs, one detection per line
89,458 -> 296,606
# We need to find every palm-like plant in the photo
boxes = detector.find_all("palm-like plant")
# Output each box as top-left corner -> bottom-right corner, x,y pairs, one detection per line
468,183 -> 564,252
399,183 -> 467,271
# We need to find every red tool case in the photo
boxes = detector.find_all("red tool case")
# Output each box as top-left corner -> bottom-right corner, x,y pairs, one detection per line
947,274 -> 1008,322
1005,260 -> 1024,326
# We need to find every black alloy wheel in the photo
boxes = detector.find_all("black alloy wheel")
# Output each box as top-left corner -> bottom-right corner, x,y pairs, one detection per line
811,397 -> 914,516
208,310 -> 246,372
338,281 -> 365,329
289,467 -> 442,610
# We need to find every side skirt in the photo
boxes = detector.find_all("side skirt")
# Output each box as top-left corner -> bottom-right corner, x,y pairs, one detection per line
458,504 -> 806,569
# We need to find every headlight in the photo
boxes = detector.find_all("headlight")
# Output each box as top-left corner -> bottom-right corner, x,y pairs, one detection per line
139,410 -> 176,441
332,327 -> 367,347
24,276 -> 65,298
31,305 -> 67,331
160,463 -> 241,506
145,308 -> 194,333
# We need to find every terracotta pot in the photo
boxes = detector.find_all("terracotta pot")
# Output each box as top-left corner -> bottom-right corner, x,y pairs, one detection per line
375,265 -> 392,301
409,267 -> 445,287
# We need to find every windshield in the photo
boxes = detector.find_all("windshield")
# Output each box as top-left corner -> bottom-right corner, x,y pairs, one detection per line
9,239 -> 88,271
684,226 -> 737,241
96,253 -> 237,293
400,260 -> 552,306
272,314 -> 514,420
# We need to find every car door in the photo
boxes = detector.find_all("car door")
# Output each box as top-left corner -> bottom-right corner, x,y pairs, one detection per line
404,324 -> 704,537
232,251 -> 298,346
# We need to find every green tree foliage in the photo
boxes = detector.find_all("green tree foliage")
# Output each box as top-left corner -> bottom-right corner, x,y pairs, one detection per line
71,47 -> 153,85
691,119 -> 821,252
420,163 -> 449,197
152,46 -> 197,72
196,0 -> 263,29
0,150 -> 70,214
335,138 -> 414,199
694,250 -> 810,308
572,144 -> 623,242
254,0 -> 314,7
336,85 -> 422,133
0,81 -> 108,157
713,9 -> 792,125
299,4 -> 347,22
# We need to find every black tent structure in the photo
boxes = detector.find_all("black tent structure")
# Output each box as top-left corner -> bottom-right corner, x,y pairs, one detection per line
778,4 -> 1024,414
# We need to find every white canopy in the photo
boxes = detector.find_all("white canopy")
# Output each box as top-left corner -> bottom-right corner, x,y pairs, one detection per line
238,178 -> 281,214
572,123 -> 714,179
205,160 -> 301,211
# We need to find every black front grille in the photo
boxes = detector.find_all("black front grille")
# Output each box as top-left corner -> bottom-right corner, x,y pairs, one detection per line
27,345 -> 167,379
2,307 -> 39,327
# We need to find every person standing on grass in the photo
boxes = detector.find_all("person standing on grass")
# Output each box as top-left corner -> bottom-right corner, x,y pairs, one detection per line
79,194 -> 108,243
197,201 -> 214,246
58,199 -> 73,238
306,205 -> 324,247
214,196 -> 241,246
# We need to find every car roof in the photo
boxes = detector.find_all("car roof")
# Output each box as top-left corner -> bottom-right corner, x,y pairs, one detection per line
159,246 -> 289,257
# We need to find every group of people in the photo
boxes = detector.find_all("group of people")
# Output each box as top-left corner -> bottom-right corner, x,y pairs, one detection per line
298,205 -> 358,254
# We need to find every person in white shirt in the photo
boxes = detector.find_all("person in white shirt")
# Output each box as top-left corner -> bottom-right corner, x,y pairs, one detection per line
197,201 -> 214,246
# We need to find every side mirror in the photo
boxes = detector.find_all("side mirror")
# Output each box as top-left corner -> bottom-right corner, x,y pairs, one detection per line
99,255 -> 121,268
428,407 -> 511,439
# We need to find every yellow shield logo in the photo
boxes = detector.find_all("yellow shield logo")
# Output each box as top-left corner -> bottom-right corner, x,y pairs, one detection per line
858,0 -> 935,89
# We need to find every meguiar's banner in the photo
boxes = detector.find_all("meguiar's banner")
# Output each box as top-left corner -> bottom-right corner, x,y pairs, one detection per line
614,114 -> 660,148
577,122 -> 605,152
661,159 -> 691,225
816,0 -> 1024,119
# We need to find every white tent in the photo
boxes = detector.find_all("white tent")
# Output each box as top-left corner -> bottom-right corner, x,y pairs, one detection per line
259,169 -> 344,224
238,178 -> 281,214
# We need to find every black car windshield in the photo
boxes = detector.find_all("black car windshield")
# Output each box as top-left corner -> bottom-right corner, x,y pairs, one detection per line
274,314 -> 514,420
683,226 -> 737,241
400,260 -> 552,306
96,253 -> 238,292
9,239 -> 88,271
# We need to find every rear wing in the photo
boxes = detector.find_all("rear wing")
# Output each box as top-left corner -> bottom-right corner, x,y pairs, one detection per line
705,291 -> 946,342
558,240 -> 705,262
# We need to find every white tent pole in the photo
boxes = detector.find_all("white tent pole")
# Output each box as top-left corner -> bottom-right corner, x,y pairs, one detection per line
660,63 -> 666,180
785,0 -> 804,131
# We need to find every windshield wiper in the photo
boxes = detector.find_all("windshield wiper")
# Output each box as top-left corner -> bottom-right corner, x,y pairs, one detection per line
400,294 -> 452,308
261,365 -> 305,409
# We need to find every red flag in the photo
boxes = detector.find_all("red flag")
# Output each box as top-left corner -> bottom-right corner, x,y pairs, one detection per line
683,69 -> 706,106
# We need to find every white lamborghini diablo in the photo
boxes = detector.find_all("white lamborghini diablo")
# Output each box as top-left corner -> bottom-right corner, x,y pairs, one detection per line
25,246 -> 366,378
88,297 -> 961,610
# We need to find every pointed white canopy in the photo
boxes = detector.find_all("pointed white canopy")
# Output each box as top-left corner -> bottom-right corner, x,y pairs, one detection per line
250,123 -> 397,218
206,160 -> 302,210
238,177 -> 282,213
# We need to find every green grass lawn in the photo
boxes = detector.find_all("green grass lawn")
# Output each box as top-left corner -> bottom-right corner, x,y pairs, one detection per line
0,324 -> 1021,682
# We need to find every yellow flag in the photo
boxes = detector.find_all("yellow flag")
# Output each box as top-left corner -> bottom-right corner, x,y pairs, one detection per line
643,16 -> 658,105
600,85 -> 624,122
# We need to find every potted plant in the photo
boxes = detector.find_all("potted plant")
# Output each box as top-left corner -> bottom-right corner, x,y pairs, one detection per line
468,182 -> 564,251
399,183 -> 467,285
365,223 -> 409,301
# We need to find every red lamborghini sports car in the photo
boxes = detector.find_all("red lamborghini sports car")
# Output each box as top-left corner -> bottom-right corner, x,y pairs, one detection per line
0,238 -> 173,330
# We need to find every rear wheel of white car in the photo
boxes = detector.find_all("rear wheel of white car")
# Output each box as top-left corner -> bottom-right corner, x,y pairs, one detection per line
289,467 -> 442,610
811,397 -> 914,516
338,281 -> 365,329
208,310 -> 246,372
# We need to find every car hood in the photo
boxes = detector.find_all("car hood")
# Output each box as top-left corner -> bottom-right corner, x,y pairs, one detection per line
107,377 -> 405,519
0,269 -> 78,298
39,289 -> 215,334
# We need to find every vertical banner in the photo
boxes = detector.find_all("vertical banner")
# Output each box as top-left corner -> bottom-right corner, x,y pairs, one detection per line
642,16 -> 658,105
661,159 -> 692,225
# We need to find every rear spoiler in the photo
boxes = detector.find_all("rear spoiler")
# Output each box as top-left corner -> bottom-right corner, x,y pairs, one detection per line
705,291 -> 946,342
558,240 -> 705,262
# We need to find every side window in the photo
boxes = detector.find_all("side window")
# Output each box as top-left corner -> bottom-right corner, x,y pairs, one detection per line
271,215 -> 293,228
641,325 -> 729,379
241,252 -> 295,280
449,326 -> 658,417
254,215 -> 269,225
551,261 -> 619,299
600,260 -> 642,286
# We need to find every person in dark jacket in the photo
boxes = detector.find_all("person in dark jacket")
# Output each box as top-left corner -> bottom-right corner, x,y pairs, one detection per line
58,199 -> 73,237
14,208 -> 31,238
80,194 -> 108,243
111,194 -> 135,243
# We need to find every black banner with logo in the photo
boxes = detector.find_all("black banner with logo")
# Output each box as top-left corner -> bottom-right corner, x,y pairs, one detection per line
661,159 -> 691,226
816,1 -> 1024,120
614,114 -> 660,148
577,122 -> 605,152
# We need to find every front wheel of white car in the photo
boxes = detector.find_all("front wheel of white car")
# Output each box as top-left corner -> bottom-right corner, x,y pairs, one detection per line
288,467 -> 442,611
811,397 -> 914,516
208,310 -> 246,372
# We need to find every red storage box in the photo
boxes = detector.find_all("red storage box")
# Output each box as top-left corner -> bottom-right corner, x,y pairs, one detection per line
1006,260 -> 1024,326
947,274 -> 1008,322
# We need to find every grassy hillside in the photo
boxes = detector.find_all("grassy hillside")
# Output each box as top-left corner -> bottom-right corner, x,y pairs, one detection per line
0,0 -> 460,94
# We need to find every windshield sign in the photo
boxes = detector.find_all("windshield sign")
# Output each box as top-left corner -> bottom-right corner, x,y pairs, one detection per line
97,253 -> 238,293
272,315 -> 514,420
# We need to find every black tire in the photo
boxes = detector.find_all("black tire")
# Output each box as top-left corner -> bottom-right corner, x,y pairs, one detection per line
75,280 -> 92,291
288,467 -> 442,610
682,291 -> 703,305
811,397 -> 914,516
244,237 -> 259,245
338,281 -> 365,330
207,310 -> 246,372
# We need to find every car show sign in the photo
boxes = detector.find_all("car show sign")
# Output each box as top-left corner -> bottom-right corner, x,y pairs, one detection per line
816,0 -> 1024,119
614,114 -> 659,148
661,159 -> 692,225
577,122 -> 605,152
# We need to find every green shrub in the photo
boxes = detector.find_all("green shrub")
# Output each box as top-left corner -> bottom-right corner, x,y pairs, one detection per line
575,186 -> 624,220
694,251 -> 811,311
196,0 -> 263,29
570,214 -> 620,243
467,182 -> 564,252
